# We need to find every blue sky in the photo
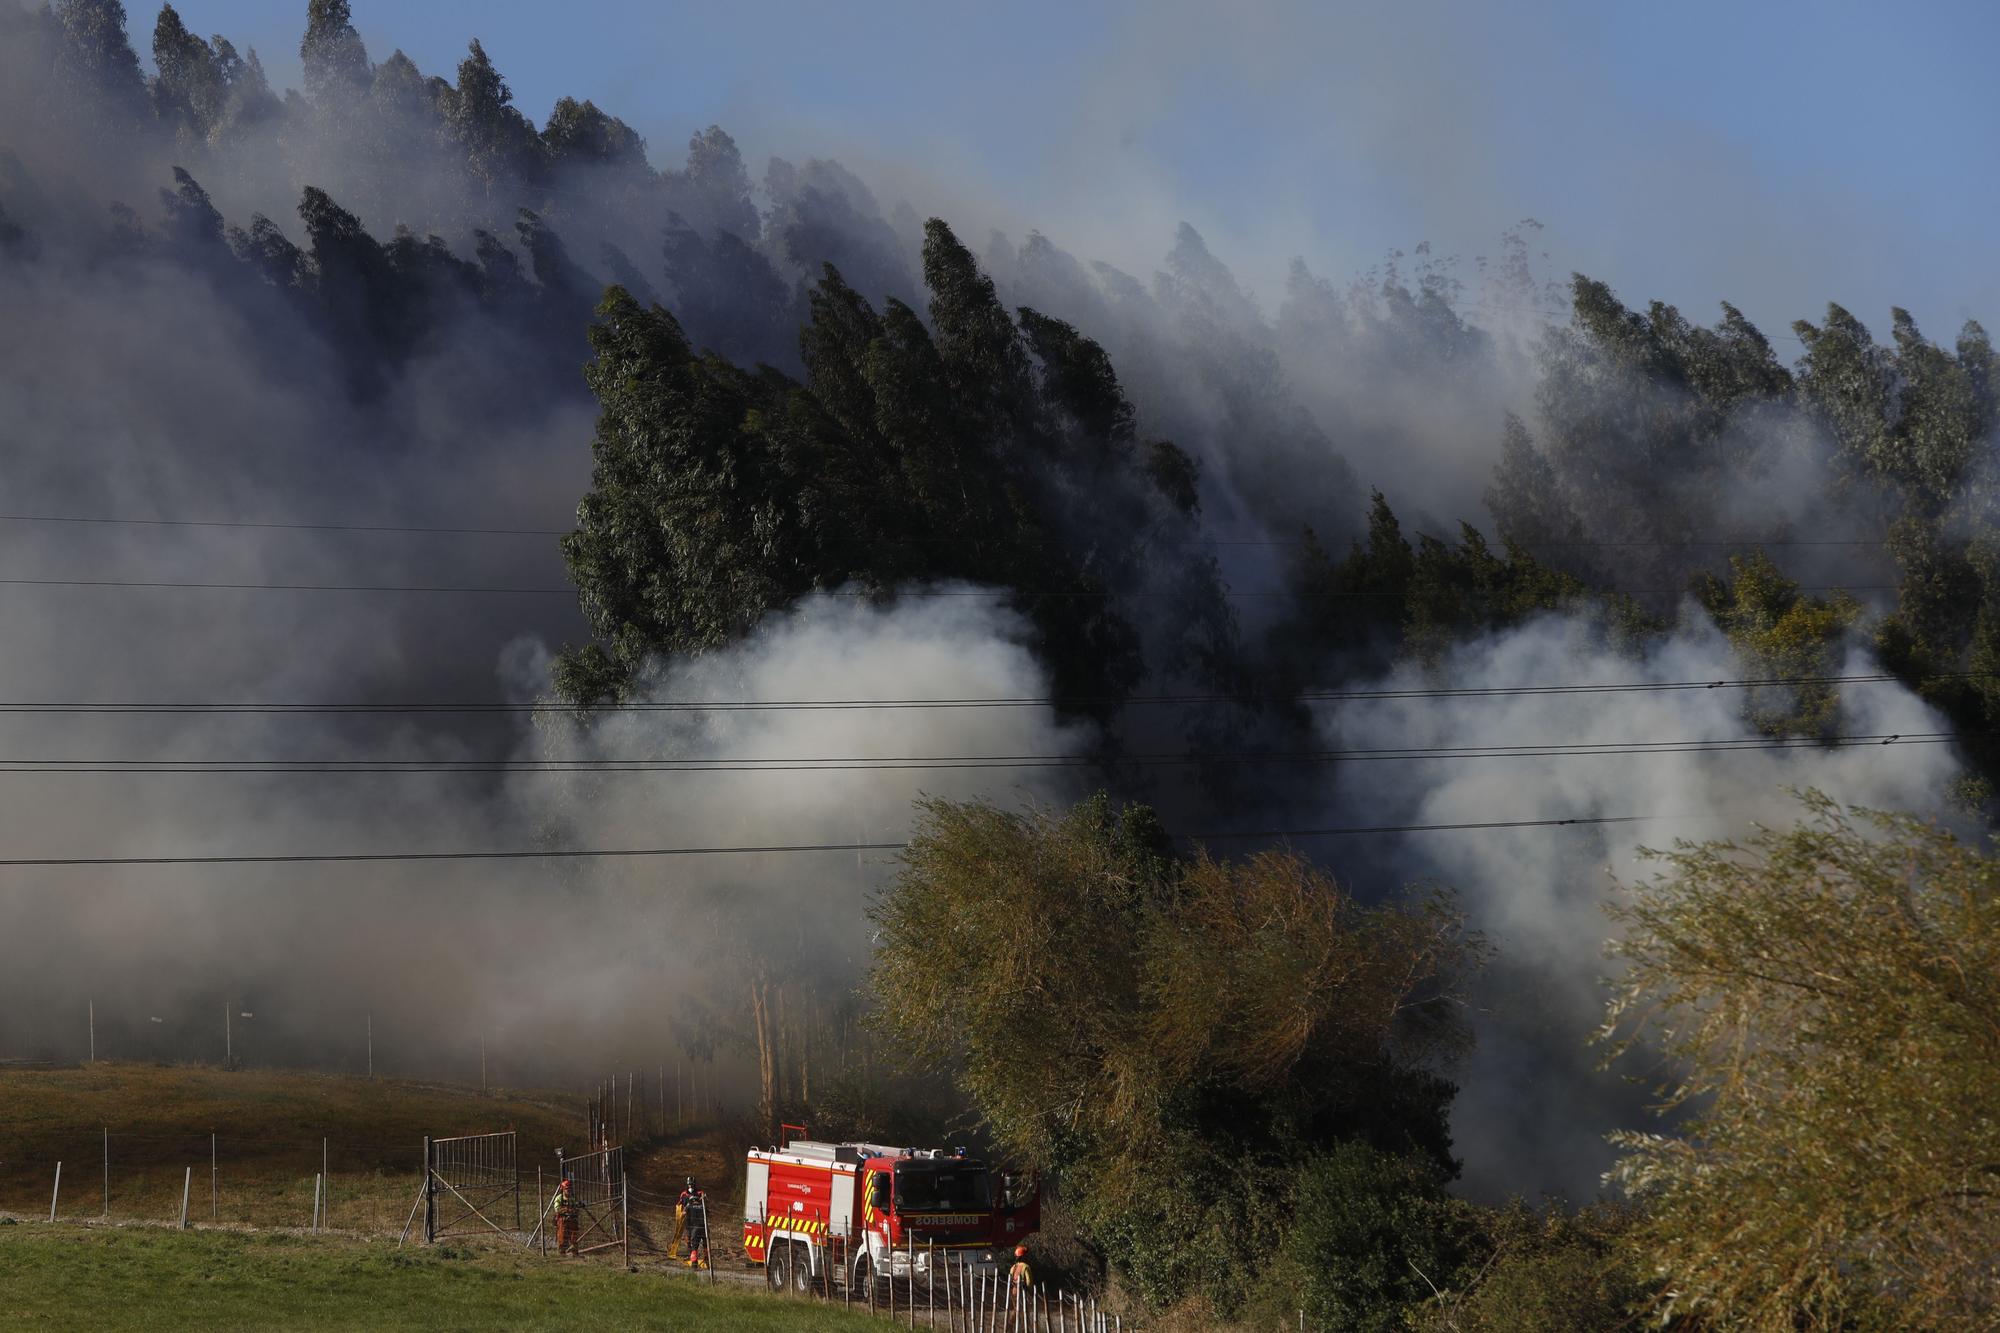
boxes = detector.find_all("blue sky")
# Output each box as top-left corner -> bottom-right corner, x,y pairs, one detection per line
159,0 -> 2000,341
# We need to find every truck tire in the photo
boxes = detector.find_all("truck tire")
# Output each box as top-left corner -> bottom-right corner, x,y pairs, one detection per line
765,1244 -> 789,1291
852,1251 -> 880,1303
789,1242 -> 814,1294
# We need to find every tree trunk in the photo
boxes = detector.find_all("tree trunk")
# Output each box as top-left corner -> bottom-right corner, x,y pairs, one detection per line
750,975 -> 777,1140
776,984 -> 790,1112
801,987 -> 812,1109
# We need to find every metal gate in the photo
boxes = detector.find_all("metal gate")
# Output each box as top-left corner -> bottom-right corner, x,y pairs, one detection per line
421,1132 -> 521,1242
538,1145 -> 626,1257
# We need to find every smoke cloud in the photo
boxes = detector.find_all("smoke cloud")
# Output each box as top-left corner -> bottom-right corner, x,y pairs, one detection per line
0,0 -> 1977,1204
1311,612 -> 1965,1197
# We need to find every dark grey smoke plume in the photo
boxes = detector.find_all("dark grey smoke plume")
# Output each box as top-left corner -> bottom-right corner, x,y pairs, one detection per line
0,0 -> 1973,1202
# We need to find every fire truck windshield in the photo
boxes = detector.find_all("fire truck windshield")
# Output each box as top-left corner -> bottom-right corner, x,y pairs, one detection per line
892,1161 -> 991,1213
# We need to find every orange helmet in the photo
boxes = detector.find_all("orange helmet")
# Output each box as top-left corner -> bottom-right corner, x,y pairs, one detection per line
1015,1245 -> 1028,1258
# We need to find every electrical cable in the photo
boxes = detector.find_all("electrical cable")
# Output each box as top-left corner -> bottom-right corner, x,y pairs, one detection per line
0,509 -> 1890,548
0,574 -> 1904,599
0,669 -> 1980,715
0,812 -> 1707,867
0,730 -> 1962,775
0,513 -> 570,536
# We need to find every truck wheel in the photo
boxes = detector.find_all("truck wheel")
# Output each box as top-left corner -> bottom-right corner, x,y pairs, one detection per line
789,1242 -> 813,1294
765,1245 -> 788,1291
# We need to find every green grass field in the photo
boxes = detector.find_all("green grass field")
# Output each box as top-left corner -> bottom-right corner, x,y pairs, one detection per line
0,1064 -> 877,1328
0,1224 -> 876,1331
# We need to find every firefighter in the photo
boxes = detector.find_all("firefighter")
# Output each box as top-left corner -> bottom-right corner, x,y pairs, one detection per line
1008,1244 -> 1032,1297
679,1176 -> 709,1269
548,1176 -> 580,1256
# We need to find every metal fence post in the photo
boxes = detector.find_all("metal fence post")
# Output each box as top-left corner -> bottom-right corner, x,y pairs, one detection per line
48,1161 -> 60,1222
422,1137 -> 434,1243
179,1167 -> 191,1229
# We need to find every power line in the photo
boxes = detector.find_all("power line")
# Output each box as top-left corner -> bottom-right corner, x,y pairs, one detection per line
0,731 -> 1961,775
0,842 -> 907,866
1192,814 -> 1685,838
0,576 -> 579,595
0,510 -> 1889,549
0,669 -> 1978,715
0,513 -> 569,537
0,813 -> 1702,868
0,574 -> 1906,599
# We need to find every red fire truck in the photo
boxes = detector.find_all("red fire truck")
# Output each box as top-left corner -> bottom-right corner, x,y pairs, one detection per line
743,1137 -> 1039,1293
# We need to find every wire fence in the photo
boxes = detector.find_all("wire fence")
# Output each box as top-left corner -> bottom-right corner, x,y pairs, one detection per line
0,1123 -> 706,1243
0,1126 -> 1138,1330
741,1205 -> 1128,1332
0,1126 -> 426,1232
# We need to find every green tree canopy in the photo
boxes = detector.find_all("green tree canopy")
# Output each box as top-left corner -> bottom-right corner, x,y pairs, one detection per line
1488,276 -> 1796,571
440,39 -> 544,193
55,0 -> 149,130
150,4 -> 223,139
1274,489 -> 1654,689
299,0 -> 370,104
557,219 -> 1211,712
868,793 -> 1480,1312
1602,795 -> 2000,1328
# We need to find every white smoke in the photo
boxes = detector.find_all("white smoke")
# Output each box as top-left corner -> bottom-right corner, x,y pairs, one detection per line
1309,610 -> 1965,1197
0,583 -> 1091,1085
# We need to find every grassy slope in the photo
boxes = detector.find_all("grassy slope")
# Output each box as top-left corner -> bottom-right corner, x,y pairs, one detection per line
0,1063 -> 585,1231
0,1064 -> 758,1264
0,1225 -> 874,1331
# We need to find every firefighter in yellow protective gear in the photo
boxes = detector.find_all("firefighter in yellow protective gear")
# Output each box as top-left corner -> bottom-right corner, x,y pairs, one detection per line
1008,1244 -> 1032,1296
547,1177 -> 580,1256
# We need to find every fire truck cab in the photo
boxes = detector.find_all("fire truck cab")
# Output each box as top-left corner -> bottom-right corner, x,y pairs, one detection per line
744,1138 -> 1039,1291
